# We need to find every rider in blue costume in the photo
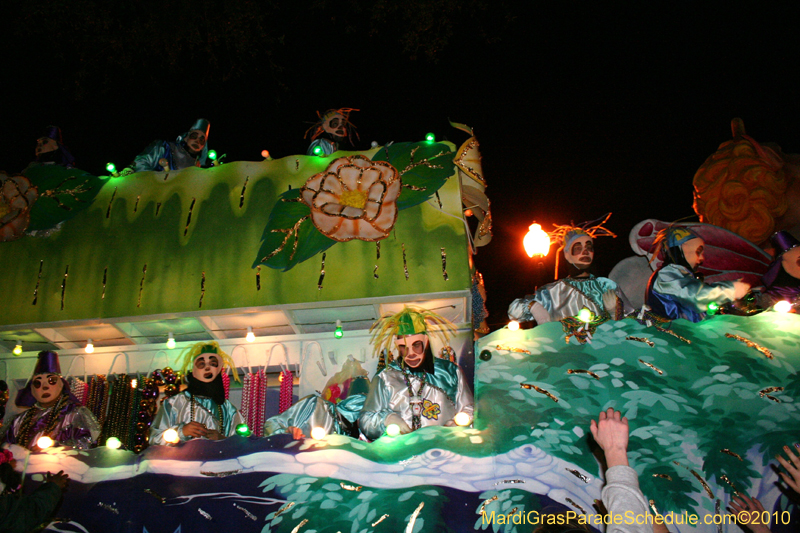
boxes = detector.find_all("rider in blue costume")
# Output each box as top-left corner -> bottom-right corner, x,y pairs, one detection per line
509,221 -> 633,325
150,342 -> 243,445
646,226 -> 750,322
359,307 -> 473,440
131,118 -> 212,172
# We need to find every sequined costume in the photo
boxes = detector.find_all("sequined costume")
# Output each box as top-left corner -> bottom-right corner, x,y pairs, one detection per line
306,138 -> 339,156
359,358 -> 474,440
508,275 -> 631,323
264,393 -> 366,438
150,391 -> 243,445
132,136 -> 212,172
1,398 -> 100,450
646,264 -> 738,322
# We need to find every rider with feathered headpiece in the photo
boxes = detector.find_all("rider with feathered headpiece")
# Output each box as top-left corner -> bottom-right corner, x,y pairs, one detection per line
359,307 -> 473,440
508,213 -> 633,326
150,341 -> 244,445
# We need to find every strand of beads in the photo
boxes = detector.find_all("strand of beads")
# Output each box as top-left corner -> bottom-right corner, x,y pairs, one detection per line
222,370 -> 230,400
278,368 -> 293,414
240,371 -> 251,429
254,368 -> 266,437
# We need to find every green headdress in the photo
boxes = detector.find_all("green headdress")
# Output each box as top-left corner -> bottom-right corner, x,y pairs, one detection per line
369,306 -> 456,357
178,341 -> 240,383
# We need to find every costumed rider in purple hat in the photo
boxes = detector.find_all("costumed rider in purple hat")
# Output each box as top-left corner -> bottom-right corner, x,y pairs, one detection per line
131,118 -> 212,173
359,307 -> 474,440
150,342 -> 243,445
305,108 -> 359,156
1,351 -> 100,450
508,216 -> 633,325
24,126 -> 76,172
646,226 -> 750,322
757,230 -> 800,309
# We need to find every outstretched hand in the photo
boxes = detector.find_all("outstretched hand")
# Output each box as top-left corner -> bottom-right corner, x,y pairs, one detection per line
590,408 -> 629,467
45,470 -> 70,491
728,494 -> 772,533
776,443 -> 800,493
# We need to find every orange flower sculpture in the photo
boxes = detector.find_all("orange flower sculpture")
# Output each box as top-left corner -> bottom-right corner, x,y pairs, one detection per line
1,172 -> 39,242
693,118 -> 791,245
301,155 -> 401,242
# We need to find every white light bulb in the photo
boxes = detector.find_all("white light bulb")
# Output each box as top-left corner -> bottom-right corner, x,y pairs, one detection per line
85,339 -> 94,354
774,300 -> 792,313
454,412 -> 471,426
167,333 -> 176,349
163,428 -> 180,444
246,326 -> 255,343
310,426 -> 327,440
508,320 -> 520,331
37,436 -> 54,449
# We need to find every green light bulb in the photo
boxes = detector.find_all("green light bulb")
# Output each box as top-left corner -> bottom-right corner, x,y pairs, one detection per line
208,150 -> 217,160
707,302 -> 719,315
425,132 -> 435,143
13,344 -> 23,356
313,146 -> 324,156
236,423 -> 252,436
106,162 -> 116,173
577,308 -> 593,323
334,327 -> 343,339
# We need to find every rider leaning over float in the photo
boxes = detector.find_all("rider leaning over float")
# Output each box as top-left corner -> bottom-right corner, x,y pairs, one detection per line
130,118 -> 213,172
646,226 -> 750,322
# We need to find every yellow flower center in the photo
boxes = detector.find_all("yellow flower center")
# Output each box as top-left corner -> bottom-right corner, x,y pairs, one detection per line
339,189 -> 368,210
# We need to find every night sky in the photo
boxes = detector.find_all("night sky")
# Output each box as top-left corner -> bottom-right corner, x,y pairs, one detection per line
4,3 -> 800,328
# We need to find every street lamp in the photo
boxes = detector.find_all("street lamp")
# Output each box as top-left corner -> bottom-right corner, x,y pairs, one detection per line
523,223 -> 551,258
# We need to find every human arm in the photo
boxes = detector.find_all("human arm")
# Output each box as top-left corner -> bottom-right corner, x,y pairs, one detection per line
652,266 -> 745,312
591,408 -> 652,533
131,141 -> 167,172
149,395 -> 197,445
0,472 -> 67,533
358,374 -> 401,440
508,292 -> 552,324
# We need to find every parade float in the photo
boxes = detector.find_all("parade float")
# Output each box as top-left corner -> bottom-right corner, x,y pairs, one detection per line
0,119 -> 798,532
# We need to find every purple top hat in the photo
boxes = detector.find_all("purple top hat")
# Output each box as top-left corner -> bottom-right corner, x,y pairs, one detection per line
15,350 -> 76,408
763,231 -> 800,287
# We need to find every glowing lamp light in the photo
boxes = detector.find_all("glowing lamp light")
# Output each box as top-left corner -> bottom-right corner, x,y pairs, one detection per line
208,150 -> 217,161
246,326 -> 255,343
163,428 -> 180,444
85,339 -> 94,354
167,332 -> 176,349
236,423 -> 252,437
37,436 -> 54,450
707,302 -> 719,316
310,426 -> 327,440
523,223 -> 551,258
425,132 -> 436,143
774,300 -> 792,313
261,149 -> 270,158
130,378 -> 138,389
106,162 -> 116,173
385,424 -> 400,437
507,320 -> 520,331
106,437 -> 122,449
13,343 -> 23,356
313,145 -> 324,156
454,412 -> 471,426
577,308 -> 593,323
334,319 -> 344,339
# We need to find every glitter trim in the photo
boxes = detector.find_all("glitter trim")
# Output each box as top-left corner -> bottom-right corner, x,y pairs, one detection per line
638,359 -> 664,375
725,333 -> 773,359
626,336 -> 655,347
520,383 -> 559,403
567,369 -> 600,379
